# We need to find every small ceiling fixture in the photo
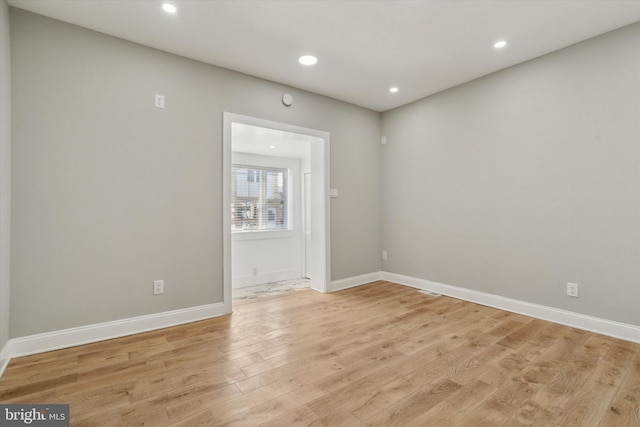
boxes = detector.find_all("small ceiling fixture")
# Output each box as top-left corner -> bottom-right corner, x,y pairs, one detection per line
162,3 -> 177,13
494,40 -> 508,49
298,55 -> 318,66
282,93 -> 293,107
269,145 -> 277,149
389,87 -> 399,93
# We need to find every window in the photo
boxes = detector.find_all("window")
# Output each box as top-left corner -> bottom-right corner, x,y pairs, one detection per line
231,165 -> 288,232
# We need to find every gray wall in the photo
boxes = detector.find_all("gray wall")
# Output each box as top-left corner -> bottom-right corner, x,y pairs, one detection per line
0,0 -> 11,351
381,22 -> 640,326
10,9 -> 381,337
11,6 -> 637,340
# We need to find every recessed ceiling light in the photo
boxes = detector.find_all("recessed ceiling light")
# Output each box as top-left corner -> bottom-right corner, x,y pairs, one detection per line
389,87 -> 399,93
298,55 -> 318,66
494,40 -> 507,49
269,145 -> 277,149
162,3 -> 177,13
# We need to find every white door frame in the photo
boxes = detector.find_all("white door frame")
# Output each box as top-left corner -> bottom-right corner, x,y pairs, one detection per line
222,113 -> 331,311
302,172 -> 311,279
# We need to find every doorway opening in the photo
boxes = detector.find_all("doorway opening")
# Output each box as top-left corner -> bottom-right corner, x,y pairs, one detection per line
222,113 -> 330,311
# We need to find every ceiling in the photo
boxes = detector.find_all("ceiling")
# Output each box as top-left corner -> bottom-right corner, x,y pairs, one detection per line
8,0 -> 640,112
232,122 -> 317,160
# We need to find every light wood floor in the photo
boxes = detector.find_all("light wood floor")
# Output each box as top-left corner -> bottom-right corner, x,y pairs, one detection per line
1,281 -> 639,426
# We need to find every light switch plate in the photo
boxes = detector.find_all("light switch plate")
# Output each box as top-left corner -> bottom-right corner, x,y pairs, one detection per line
154,94 -> 165,109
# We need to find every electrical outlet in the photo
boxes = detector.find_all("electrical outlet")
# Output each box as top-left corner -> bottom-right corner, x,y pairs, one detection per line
567,282 -> 578,298
153,280 -> 164,295
252,268 -> 258,276
382,251 -> 388,260
154,94 -> 165,109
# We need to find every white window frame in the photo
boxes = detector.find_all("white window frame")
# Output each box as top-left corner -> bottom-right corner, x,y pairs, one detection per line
231,164 -> 290,233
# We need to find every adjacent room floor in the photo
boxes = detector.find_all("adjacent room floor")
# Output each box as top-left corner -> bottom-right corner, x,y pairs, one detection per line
1,281 -> 638,425
232,278 -> 310,300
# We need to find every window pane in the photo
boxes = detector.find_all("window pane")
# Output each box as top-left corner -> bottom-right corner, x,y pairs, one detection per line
232,165 -> 287,231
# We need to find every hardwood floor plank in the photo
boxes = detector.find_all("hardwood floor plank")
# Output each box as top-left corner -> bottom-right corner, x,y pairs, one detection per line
496,319 -> 549,350
307,408 -> 365,427
171,409 -> 217,427
410,378 -> 495,426
365,377 -> 463,426
457,394 -> 515,426
216,394 -> 307,426
163,384 -> 242,423
598,350 -> 640,426
0,281 -> 638,426
282,352 -> 411,406
520,334 -> 615,425
446,342 -> 509,385
307,366 -> 400,415
63,380 -> 136,424
258,404 -> 318,427
350,374 -> 420,421
205,385 -> 287,424
0,373 -> 78,402
550,338 -> 637,427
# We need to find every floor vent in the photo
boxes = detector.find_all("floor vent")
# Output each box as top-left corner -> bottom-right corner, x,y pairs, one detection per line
418,289 -> 441,297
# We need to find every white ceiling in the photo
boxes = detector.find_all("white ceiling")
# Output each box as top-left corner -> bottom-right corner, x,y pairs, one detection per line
8,0 -> 640,112
232,122 -> 316,160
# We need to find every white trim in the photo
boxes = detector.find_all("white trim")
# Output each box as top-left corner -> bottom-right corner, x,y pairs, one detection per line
232,230 -> 296,241
382,272 -> 640,344
0,341 -> 10,378
330,271 -> 383,292
7,302 -> 227,359
222,114 -> 233,314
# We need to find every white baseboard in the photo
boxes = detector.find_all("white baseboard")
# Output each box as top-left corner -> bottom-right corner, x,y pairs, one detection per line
7,302 -> 229,361
233,268 -> 301,289
0,341 -> 10,379
3,271 -> 638,380
330,271 -> 383,292
382,271 -> 640,344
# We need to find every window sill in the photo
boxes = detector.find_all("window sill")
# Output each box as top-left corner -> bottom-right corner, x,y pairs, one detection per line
232,230 -> 296,241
